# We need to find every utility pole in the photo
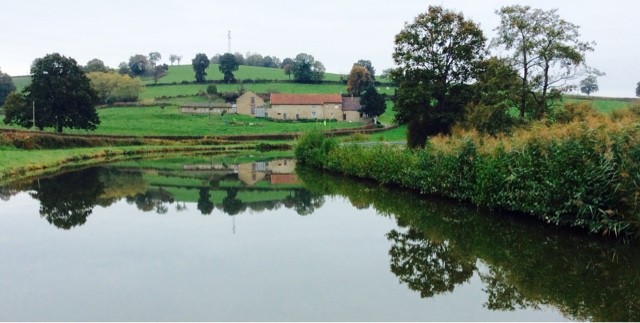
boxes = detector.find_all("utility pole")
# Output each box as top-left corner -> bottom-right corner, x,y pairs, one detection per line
227,30 -> 231,53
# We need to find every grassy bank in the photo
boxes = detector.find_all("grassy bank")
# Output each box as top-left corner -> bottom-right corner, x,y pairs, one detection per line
296,115 -> 640,239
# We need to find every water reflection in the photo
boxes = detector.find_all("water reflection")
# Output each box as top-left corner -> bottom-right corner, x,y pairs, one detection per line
1,156 -> 639,321
30,168 -> 105,229
3,157 -> 325,229
296,166 -> 640,322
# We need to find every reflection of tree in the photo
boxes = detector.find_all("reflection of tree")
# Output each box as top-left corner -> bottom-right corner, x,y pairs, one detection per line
479,266 -> 540,311
222,188 -> 244,216
127,189 -> 174,214
29,168 -> 104,230
387,228 -> 475,298
197,188 -> 214,215
283,189 -> 325,216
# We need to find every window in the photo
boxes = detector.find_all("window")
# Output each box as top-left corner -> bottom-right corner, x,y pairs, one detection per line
283,113 -> 287,120
296,114 -> 300,120
312,111 -> 317,118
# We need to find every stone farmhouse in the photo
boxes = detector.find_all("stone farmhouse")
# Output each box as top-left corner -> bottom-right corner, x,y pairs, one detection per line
238,91 -> 368,122
181,91 -> 369,122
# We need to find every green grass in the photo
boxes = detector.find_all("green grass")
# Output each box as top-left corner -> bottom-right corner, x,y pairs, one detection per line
0,145 -> 227,182
149,64 -> 346,84
55,106 -> 363,136
563,97 -> 631,114
11,75 -> 31,92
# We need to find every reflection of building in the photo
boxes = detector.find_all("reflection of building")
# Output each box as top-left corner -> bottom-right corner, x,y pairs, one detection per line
182,159 -> 298,186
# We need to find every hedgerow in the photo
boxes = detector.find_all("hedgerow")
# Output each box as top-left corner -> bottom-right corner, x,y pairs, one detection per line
296,115 -> 640,239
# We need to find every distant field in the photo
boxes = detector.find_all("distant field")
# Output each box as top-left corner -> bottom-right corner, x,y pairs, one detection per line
563,97 -> 632,114
11,75 -> 31,92
150,64 -> 346,84
141,82 -> 396,100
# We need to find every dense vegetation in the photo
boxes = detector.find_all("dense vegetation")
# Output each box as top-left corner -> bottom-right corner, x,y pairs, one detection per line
296,111 -> 640,239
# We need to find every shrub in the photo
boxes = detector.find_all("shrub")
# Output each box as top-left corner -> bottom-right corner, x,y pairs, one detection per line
206,84 -> 218,95
554,101 -> 598,123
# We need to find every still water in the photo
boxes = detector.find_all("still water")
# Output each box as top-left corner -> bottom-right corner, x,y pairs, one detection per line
0,154 -> 638,321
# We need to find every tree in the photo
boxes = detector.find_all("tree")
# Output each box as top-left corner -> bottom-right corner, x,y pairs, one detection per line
128,54 -> 150,76
347,65 -> 373,95
233,52 -> 245,65
176,55 -> 183,65
148,52 -> 161,67
392,6 -> 486,147
281,57 -> 294,68
283,64 -> 293,80
87,72 -> 143,104
354,59 -> 376,81
192,53 -> 210,83
0,67 -> 16,106
197,188 -> 214,215
579,76 -> 599,96
4,53 -> 99,132
2,92 -> 29,128
464,57 -> 521,135
152,64 -> 169,84
311,61 -> 325,82
117,62 -> 130,75
245,52 -> 264,66
29,167 -> 104,230
210,54 -> 221,64
292,53 -> 325,83
359,85 -> 386,123
635,82 -> 640,97
493,5 -> 596,119
83,58 -> 110,73
218,53 -> 239,83
169,54 -> 179,65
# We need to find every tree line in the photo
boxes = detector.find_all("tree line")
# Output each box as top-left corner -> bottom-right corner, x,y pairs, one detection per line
391,5 -> 608,147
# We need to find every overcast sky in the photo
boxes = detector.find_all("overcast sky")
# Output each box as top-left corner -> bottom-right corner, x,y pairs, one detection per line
1,0 -> 638,97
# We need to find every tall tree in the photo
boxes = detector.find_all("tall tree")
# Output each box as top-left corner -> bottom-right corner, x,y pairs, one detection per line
347,65 -> 373,95
4,53 -> 99,132
359,85 -> 386,123
493,5 -> 596,119
464,57 -> 521,135
635,82 -> 640,97
83,58 -> 110,73
392,6 -> 486,147
148,52 -> 162,67
169,54 -> 179,66
152,64 -> 169,84
354,59 -> 376,81
192,53 -> 210,83
283,64 -> 293,80
579,76 -> 599,96
218,53 -> 239,83
0,67 -> 16,106
128,54 -> 150,76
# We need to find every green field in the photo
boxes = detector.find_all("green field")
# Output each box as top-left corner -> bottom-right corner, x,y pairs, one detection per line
563,97 -> 632,114
76,106 -> 364,136
11,75 -> 31,92
141,82 -> 395,100
152,64 -> 345,84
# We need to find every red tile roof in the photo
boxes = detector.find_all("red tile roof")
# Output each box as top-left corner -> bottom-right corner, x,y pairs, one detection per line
270,93 -> 343,105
